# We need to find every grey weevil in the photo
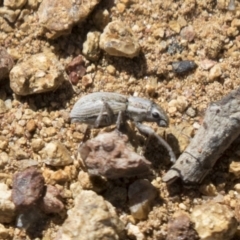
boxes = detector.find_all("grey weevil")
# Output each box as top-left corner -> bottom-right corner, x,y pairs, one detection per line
70,92 -> 176,163
70,92 -> 169,128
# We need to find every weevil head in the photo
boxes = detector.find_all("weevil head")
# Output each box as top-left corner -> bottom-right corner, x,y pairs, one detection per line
149,103 -> 169,127
126,96 -> 169,127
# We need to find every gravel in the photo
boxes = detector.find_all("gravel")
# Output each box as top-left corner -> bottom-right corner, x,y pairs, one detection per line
1,0 -> 240,239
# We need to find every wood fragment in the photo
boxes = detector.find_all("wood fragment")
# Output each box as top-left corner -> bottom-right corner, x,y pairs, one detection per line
163,87 -> 240,184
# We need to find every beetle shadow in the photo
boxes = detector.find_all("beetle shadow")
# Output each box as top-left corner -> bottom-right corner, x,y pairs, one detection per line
119,122 -> 181,169
143,134 -> 177,168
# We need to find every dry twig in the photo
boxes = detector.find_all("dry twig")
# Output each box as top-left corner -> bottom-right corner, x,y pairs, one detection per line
163,87 -> 240,184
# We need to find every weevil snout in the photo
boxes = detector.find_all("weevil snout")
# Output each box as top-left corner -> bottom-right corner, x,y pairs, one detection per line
158,119 -> 168,127
151,104 -> 169,127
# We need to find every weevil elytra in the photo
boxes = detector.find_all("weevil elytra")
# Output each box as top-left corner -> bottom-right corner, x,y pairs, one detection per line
70,92 -> 169,128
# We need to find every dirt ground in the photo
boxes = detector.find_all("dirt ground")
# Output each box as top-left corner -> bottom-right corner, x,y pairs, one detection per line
1,0 -> 240,239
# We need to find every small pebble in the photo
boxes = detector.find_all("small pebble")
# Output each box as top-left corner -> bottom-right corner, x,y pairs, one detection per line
12,167 -> 45,208
82,31 -> 101,61
106,65 -> 116,75
180,25 -> 195,42
199,183 -> 218,196
31,139 -> 45,152
4,99 -> 12,109
40,185 -> 64,214
199,59 -> 217,70
169,20 -> 181,33
229,160 -> 240,178
179,203 -> 187,210
186,107 -> 197,117
193,122 -> 201,129
26,119 -> 37,133
116,3 -> 126,13
168,96 -> 188,113
42,117 -> 52,126
41,141 -> 73,167
128,179 -> 157,220
66,55 -> 86,85
0,100 -> 6,114
172,60 -> 197,74
234,183 -> 240,193
167,211 -> 199,240
82,74 -> 93,88
14,124 -> 24,137
228,0 -> 235,11
209,64 -> 222,81
100,21 -> 140,58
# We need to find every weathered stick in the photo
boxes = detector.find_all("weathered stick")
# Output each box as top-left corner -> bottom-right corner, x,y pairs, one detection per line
163,87 -> 240,184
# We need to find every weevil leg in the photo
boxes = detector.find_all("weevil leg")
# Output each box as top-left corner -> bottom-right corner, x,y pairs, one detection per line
82,125 -> 91,142
116,111 -> 123,130
95,101 -> 114,128
135,122 -> 176,163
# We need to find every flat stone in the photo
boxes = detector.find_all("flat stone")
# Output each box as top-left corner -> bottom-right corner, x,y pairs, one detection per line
79,131 -> 151,179
191,202 -> 237,240
100,21 -> 140,58
128,179 -> 157,220
41,141 -> 73,167
38,0 -> 101,39
12,167 -> 45,209
10,51 -> 65,96
57,190 -> 125,240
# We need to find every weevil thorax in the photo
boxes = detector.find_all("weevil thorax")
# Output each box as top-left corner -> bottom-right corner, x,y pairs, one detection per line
126,96 -> 169,127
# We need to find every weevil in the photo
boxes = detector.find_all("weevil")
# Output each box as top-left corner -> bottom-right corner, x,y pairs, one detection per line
70,92 -> 169,128
70,92 -> 176,163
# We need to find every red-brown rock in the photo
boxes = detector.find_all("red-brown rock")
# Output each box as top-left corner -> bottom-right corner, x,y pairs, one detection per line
66,55 -> 86,85
167,211 -> 199,240
40,185 -> 64,214
79,131 -> 151,179
12,167 -> 45,208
